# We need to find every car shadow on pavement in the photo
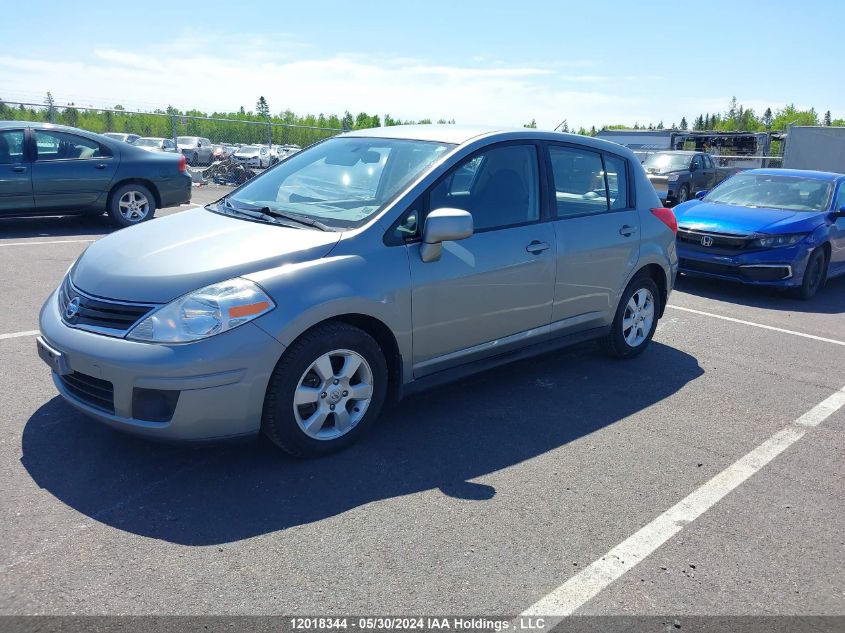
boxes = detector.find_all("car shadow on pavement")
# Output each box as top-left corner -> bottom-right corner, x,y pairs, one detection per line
0,214 -> 116,240
675,274 -> 845,315
20,341 -> 702,546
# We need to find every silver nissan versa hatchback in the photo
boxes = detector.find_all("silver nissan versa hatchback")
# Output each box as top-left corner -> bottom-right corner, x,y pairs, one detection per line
38,125 -> 678,457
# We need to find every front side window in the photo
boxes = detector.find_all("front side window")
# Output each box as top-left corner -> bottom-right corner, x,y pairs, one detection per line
549,146 -> 608,217
0,130 -> 25,164
428,144 -> 539,232
834,182 -> 845,211
221,136 -> 453,229
34,130 -> 111,160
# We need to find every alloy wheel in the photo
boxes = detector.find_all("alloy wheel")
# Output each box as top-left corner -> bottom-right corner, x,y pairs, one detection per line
117,191 -> 150,223
293,349 -> 374,440
622,288 -> 655,347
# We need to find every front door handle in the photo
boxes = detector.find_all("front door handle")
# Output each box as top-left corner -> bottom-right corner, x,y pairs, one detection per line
12,165 -> 26,173
619,225 -> 638,237
525,240 -> 550,254
95,163 -> 107,170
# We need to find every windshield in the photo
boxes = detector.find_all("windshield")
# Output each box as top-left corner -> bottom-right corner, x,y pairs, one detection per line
177,136 -> 198,146
238,145 -> 259,152
135,138 -> 161,147
220,137 -> 453,228
705,174 -> 833,212
643,153 -> 692,172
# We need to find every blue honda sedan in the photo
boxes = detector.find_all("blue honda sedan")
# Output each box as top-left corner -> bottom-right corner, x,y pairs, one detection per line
674,169 -> 845,299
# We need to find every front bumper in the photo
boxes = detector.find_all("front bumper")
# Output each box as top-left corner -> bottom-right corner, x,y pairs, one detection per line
38,288 -> 285,441
677,241 -> 815,287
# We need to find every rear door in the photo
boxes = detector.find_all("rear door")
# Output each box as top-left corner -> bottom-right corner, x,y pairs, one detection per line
31,129 -> 118,211
700,154 -> 718,189
547,144 -> 640,331
0,127 -> 34,214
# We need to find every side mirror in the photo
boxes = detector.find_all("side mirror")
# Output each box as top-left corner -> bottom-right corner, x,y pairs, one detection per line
832,206 -> 845,219
419,208 -> 473,263
694,190 -> 708,200
689,163 -> 697,172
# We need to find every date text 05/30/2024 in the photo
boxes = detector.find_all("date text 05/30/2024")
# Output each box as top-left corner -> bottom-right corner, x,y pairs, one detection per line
289,617 -> 547,631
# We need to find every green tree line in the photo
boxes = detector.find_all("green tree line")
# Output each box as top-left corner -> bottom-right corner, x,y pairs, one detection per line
0,95 -> 454,148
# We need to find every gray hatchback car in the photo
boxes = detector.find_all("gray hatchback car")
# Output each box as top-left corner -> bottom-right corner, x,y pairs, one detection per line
38,125 -> 678,457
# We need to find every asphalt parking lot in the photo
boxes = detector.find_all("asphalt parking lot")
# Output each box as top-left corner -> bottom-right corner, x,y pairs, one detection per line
1,197 -> 843,618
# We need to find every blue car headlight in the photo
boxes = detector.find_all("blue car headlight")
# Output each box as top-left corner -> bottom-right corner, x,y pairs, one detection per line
749,233 -> 807,249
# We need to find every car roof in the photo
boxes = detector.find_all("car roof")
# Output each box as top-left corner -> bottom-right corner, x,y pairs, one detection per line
342,124 -> 638,155
746,168 -> 844,181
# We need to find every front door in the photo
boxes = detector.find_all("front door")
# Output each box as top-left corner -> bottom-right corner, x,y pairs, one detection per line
830,183 -> 845,274
407,143 -> 556,377
0,128 -> 33,214
547,145 -> 640,330
31,129 -> 118,212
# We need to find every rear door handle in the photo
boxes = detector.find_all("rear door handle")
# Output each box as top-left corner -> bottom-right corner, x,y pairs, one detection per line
95,163 -> 107,170
619,225 -> 638,237
12,165 -> 26,172
525,240 -> 550,254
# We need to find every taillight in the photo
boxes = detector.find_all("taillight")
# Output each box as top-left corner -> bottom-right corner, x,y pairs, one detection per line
178,154 -> 187,172
650,207 -> 677,235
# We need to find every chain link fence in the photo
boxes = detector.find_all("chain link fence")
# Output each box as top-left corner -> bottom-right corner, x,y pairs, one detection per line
0,100 -> 344,172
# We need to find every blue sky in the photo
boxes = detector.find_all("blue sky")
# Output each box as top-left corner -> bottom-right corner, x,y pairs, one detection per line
2,0 -> 842,128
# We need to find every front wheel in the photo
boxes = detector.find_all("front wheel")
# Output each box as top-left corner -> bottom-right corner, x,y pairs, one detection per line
108,183 -> 156,227
675,184 -> 690,205
261,322 -> 388,457
601,274 -> 661,359
793,248 -> 827,300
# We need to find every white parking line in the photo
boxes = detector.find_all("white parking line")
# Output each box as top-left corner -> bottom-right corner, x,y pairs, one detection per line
0,330 -> 39,341
519,385 -> 845,622
667,304 -> 845,347
0,239 -> 95,247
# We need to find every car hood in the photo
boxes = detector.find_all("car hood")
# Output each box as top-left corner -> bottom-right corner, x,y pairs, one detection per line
71,207 -> 341,303
673,200 -> 823,235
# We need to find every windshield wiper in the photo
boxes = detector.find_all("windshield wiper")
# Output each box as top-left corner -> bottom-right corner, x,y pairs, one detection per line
214,197 -> 333,232
256,207 -> 333,232
209,197 -> 303,228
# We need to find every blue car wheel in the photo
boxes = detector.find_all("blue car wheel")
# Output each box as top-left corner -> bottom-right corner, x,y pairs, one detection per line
796,248 -> 827,300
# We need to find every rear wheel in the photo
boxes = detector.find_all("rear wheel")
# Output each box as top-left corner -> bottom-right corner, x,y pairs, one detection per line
108,183 -> 156,227
261,322 -> 388,457
794,248 -> 827,300
601,274 -> 661,359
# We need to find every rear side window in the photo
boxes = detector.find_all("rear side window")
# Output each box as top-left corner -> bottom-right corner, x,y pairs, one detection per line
0,130 -> 25,164
549,146 -> 608,216
603,154 -> 630,210
34,130 -> 111,161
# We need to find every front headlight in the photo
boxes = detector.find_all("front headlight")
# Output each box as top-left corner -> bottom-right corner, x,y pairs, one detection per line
667,174 -> 680,182
127,278 -> 275,343
749,233 -> 807,249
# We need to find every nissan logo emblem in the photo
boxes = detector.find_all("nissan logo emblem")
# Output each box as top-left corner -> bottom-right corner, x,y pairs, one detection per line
65,297 -> 81,320
700,236 -> 714,247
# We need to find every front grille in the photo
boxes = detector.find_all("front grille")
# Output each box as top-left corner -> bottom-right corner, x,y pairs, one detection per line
59,278 -> 156,335
677,227 -> 750,252
60,372 -> 115,413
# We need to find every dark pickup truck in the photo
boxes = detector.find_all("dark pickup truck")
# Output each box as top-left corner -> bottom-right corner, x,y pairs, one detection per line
644,151 -> 732,205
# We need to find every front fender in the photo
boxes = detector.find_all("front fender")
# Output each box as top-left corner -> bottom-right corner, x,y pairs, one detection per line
245,246 -> 413,376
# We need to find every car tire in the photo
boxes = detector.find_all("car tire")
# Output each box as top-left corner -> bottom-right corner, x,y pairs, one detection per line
107,183 -> 156,227
601,274 -> 661,359
261,322 -> 388,458
675,184 -> 690,205
793,247 -> 827,300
